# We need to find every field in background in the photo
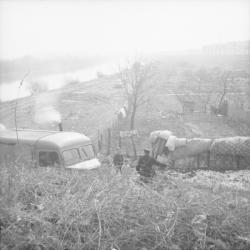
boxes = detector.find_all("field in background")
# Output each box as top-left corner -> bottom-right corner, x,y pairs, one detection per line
0,75 -> 124,138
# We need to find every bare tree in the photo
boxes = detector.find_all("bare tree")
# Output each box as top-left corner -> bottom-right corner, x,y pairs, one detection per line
194,68 -> 213,113
174,68 -> 212,114
172,90 -> 189,114
217,71 -> 231,108
209,70 -> 232,115
119,61 -> 154,130
179,68 -> 231,114
118,61 -> 154,157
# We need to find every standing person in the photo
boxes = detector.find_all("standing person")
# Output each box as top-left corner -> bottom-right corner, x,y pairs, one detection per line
136,146 -> 162,183
113,147 -> 124,174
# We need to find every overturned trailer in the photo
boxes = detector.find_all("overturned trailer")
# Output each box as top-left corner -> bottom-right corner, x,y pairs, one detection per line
150,131 -> 250,171
0,129 -> 101,170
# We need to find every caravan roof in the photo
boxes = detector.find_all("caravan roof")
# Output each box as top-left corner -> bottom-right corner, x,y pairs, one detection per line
0,129 -> 91,150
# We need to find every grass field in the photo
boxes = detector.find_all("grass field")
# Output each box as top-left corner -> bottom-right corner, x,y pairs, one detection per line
1,159 -> 250,250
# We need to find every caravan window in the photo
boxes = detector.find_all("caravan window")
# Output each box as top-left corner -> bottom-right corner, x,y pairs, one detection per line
39,151 -> 60,167
79,145 -> 95,160
63,148 -> 81,166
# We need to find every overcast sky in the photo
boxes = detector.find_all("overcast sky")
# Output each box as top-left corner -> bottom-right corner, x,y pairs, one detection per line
0,0 -> 249,60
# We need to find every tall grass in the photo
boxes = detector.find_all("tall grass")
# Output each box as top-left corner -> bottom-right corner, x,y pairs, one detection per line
0,160 -> 250,250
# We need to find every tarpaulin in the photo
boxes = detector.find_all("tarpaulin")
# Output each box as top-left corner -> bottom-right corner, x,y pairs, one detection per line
210,137 -> 250,158
169,138 -> 212,160
149,130 -> 172,144
165,136 -> 187,151
152,137 -> 166,158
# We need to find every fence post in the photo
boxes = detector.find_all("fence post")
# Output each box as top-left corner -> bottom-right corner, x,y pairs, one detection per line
118,134 -> 121,148
130,135 -> 137,159
197,154 -> 200,169
97,130 -> 101,152
236,155 -> 240,169
100,133 -> 103,152
207,151 -> 210,169
107,128 -> 111,156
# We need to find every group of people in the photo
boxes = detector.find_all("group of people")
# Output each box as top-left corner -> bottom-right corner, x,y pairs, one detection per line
112,146 -> 163,183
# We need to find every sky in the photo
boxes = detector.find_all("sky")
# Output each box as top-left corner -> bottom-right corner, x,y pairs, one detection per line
0,0 -> 249,60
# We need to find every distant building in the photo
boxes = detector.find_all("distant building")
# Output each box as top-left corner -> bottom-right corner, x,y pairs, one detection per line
202,41 -> 250,55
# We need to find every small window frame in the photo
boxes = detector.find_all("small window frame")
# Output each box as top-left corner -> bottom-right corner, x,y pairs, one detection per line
79,144 -> 95,161
38,150 -> 61,168
62,148 -> 82,167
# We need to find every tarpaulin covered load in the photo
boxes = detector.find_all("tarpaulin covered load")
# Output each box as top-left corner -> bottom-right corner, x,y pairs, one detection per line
165,135 -> 187,151
150,130 -> 173,158
150,130 -> 188,155
169,138 -> 212,160
152,137 -> 166,158
149,130 -> 173,143
210,137 -> 250,158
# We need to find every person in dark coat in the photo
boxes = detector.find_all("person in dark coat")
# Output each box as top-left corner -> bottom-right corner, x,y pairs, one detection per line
113,147 -> 124,174
136,147 -> 162,183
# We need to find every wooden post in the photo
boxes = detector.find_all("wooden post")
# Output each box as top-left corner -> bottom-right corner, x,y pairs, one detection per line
100,133 -> 103,152
97,130 -> 101,152
130,135 -> 137,159
207,151 -> 210,169
118,135 -> 121,148
197,154 -> 200,169
107,128 -> 111,156
98,139 -> 101,152
126,142 -> 130,158
236,155 -> 240,169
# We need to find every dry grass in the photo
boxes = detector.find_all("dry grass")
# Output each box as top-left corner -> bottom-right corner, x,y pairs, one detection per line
0,160 -> 250,250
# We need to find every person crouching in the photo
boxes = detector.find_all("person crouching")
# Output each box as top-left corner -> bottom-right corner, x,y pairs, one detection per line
113,147 -> 124,174
136,146 -> 161,183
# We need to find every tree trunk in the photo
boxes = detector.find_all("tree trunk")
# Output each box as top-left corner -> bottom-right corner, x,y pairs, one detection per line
130,104 -> 137,157
130,106 -> 136,130
130,136 -> 137,158
118,135 -> 121,148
